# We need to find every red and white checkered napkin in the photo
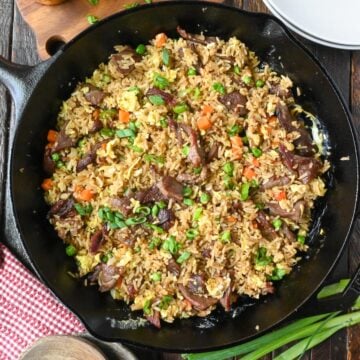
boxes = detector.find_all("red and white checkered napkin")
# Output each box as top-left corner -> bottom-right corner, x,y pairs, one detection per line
0,243 -> 85,360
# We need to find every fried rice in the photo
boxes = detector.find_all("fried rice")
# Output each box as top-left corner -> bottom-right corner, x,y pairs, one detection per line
42,28 -> 329,328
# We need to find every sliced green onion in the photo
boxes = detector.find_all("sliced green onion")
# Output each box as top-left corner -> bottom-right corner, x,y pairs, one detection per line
182,145 -> 190,156
88,0 -> 99,5
153,73 -> 169,89
143,299 -> 152,315
143,154 -> 165,164
224,175 -> 235,190
102,74 -> 111,83
135,44 -> 146,55
187,67 -> 197,76
150,272 -> 162,282
65,245 -> 76,256
99,108 -> 117,120
125,216 -> 147,225
193,167 -> 202,174
100,128 -> 115,137
177,251 -> 191,264
78,138 -> 86,148
173,103 -> 189,114
148,95 -> 165,105
242,136 -> 249,145
156,200 -> 167,209
159,295 -> 173,309
128,86 -> 140,94
193,86 -> 201,99
116,128 -> 136,138
162,48 -> 170,66
213,82 -> 226,95
256,79 -> 265,88
255,247 -> 272,266
220,230 -> 231,243
101,254 -> 109,263
317,279 -> 350,300
240,182 -> 251,201
128,144 -> 143,153
124,2 -> 139,9
193,207 -> 203,221
228,124 -> 242,137
272,218 -> 282,231
148,237 -> 162,250
145,0 -> 152,3
186,228 -> 199,240
134,206 -> 151,216
56,161 -> 65,169
74,203 -> 93,216
251,147 -> 263,158
223,162 -> 234,177
200,193 -> 210,204
87,14 -> 99,24
159,117 -> 168,128
51,152 -> 60,162
151,204 -> 159,217
162,235 -> 180,254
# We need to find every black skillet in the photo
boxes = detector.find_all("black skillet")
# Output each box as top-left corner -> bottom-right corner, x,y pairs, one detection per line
0,0 -> 360,353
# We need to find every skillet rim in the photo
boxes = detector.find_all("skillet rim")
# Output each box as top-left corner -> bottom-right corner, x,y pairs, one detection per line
9,0 -> 360,351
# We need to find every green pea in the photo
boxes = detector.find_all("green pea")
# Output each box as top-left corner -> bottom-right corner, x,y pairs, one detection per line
200,193 -> 210,204
242,75 -> 252,85
65,245 -> 76,256
272,218 -> 282,231
228,124 -> 242,137
183,198 -> 194,206
223,162 -> 234,177
173,103 -> 189,114
193,87 -> 201,99
297,234 -> 306,245
251,147 -> 263,158
220,230 -> 231,243
186,228 -> 199,240
240,182 -> 251,201
51,153 -> 60,162
135,44 -> 146,55
256,79 -> 265,88
150,272 -> 162,282
213,82 -> 225,95
187,67 -> 197,76
177,251 -> 191,264
182,145 -> 190,156
87,15 -> 99,24
193,167 -> 202,174
183,186 -> 193,197
233,65 -> 241,75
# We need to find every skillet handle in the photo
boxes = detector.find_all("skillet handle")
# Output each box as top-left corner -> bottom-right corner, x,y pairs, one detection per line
0,55 -> 52,117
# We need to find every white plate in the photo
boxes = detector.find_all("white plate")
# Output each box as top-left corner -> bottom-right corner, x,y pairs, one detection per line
263,0 -> 360,50
266,0 -> 360,47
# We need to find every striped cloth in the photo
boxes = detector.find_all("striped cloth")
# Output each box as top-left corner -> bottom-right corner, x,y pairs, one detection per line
0,243 -> 85,360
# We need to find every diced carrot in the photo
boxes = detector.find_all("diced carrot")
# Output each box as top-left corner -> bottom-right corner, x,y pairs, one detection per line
116,277 -> 123,288
74,185 -> 83,193
77,189 -> 95,202
268,115 -> 277,124
41,178 -> 53,191
266,126 -> 272,135
243,167 -> 255,180
252,221 -> 258,229
118,109 -> 130,123
201,105 -> 214,115
197,115 -> 212,130
101,143 -> 107,150
93,109 -> 100,120
252,158 -> 260,167
47,130 -> 58,143
155,33 -> 167,48
226,215 -> 237,223
275,190 -> 287,201
46,143 -> 53,149
231,136 -> 243,159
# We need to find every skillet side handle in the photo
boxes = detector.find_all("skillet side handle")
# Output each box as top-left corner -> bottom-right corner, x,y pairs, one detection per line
0,55 -> 52,117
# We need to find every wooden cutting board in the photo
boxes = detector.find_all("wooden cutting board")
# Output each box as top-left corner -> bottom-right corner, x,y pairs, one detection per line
16,0 -> 223,59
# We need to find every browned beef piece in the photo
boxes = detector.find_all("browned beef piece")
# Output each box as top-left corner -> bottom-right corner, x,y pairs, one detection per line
112,228 -> 135,248
146,310 -> 161,329
98,264 -> 122,292
52,129 -> 77,152
278,144 -> 322,184
264,282 -> 275,294
276,103 -> 315,156
84,84 -> 105,106
218,91 -> 248,116
76,140 -> 108,172
176,26 -> 216,45
168,118 -> 184,145
109,47 -> 141,76
280,222 -> 296,242
256,211 -> 277,240
266,200 -> 306,223
179,124 -> 206,167
157,208 -> 175,230
110,196 -> 132,217
89,118 -> 103,134
219,286 -> 232,312
43,148 -> 56,175
146,87 -> 176,106
134,185 -> 167,203
260,176 -> 291,190
187,274 -> 206,294
176,166 -> 209,185
157,176 -> 184,202
48,198 -> 75,219
207,142 -> 220,162
127,284 -> 137,299
89,228 -> 105,254
178,284 -> 217,311
269,84 -> 293,99
166,258 -> 181,276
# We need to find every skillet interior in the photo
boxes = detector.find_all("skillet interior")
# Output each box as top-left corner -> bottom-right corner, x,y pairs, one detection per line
10,1 -> 358,352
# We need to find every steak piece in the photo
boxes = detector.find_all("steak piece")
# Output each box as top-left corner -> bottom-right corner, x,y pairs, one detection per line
218,91 -> 248,116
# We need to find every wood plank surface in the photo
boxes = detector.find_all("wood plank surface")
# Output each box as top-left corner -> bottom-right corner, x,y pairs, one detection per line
0,1 -> 359,359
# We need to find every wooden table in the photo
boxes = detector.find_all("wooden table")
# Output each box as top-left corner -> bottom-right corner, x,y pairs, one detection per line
0,0 -> 360,359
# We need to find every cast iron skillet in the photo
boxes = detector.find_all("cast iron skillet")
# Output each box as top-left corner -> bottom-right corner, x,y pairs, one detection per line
0,1 -> 360,352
